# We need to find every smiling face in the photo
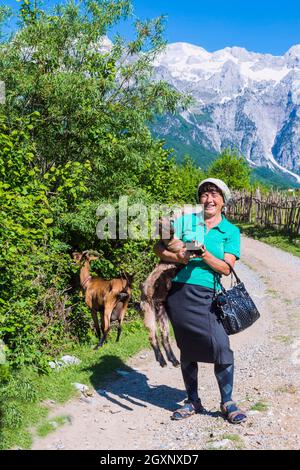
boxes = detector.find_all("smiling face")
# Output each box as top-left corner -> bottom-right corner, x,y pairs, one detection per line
198,183 -> 224,219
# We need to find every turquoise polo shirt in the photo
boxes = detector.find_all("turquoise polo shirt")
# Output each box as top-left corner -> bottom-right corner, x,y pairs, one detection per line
172,214 -> 240,290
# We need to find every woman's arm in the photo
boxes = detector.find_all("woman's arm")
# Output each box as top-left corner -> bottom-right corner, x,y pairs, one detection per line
153,240 -> 192,265
154,240 -> 236,272
201,251 -> 236,276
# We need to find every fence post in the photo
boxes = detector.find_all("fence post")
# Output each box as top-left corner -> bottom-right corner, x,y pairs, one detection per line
255,187 -> 261,225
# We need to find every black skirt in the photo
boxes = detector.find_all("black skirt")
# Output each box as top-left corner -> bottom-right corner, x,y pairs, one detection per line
166,282 -> 233,365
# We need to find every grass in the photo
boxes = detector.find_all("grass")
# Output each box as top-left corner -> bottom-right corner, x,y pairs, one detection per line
266,289 -> 278,298
0,318 -> 150,450
276,384 -> 298,395
274,335 -> 295,345
222,434 -> 244,450
207,434 -> 244,450
235,222 -> 300,258
250,401 -> 269,412
222,433 -> 242,442
37,415 -> 72,437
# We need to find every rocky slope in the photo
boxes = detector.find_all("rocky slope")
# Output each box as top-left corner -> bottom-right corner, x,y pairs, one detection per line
152,43 -> 300,184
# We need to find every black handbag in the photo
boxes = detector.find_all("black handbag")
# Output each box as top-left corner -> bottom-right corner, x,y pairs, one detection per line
215,261 -> 260,335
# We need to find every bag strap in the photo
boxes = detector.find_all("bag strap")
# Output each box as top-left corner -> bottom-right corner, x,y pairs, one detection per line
222,260 -> 241,284
213,260 -> 241,298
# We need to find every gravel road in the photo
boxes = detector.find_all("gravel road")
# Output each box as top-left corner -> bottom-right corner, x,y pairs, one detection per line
32,236 -> 300,450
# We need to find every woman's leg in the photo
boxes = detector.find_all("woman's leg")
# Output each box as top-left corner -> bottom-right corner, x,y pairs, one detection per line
181,360 -> 199,403
214,363 -> 247,423
171,360 -> 203,420
214,363 -> 234,404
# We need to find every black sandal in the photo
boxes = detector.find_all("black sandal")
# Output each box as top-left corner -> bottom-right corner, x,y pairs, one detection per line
220,400 -> 247,424
171,400 -> 205,420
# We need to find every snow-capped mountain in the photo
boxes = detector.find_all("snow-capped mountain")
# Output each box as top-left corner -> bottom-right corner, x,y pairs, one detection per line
152,42 -> 300,184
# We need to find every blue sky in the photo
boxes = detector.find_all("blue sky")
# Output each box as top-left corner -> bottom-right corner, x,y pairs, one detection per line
2,0 -> 300,55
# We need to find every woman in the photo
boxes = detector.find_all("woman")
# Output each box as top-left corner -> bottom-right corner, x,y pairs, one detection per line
154,178 -> 247,424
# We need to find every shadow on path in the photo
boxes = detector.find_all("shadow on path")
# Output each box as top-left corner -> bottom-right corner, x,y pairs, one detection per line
85,354 -> 223,418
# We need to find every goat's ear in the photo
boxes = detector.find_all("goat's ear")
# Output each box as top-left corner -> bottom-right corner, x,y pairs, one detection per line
89,255 -> 98,261
160,216 -> 172,240
72,252 -> 82,261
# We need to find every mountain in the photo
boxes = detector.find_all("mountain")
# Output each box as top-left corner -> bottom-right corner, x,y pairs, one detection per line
151,42 -> 300,186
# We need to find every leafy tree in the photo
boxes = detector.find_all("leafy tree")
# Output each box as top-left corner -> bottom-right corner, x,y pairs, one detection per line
0,0 -> 189,187
0,112 -> 85,370
0,0 -> 198,369
0,0 -> 193,241
170,155 -> 206,203
207,148 -> 252,190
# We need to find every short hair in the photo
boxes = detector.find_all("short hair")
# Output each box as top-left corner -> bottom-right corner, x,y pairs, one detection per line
198,182 -> 224,201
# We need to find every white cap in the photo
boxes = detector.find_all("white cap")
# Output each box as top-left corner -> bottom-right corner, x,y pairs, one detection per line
196,178 -> 231,204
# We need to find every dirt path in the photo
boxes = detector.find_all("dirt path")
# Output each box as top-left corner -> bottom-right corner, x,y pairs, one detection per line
32,236 -> 300,450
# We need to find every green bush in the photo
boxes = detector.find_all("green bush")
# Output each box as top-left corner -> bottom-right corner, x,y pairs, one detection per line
0,0 -> 195,372
207,148 -> 252,190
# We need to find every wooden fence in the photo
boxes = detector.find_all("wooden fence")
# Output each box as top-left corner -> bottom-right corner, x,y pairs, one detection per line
226,189 -> 300,235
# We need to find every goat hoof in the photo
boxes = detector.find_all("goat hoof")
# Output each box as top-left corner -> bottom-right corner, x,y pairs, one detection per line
172,360 -> 180,367
159,360 -> 168,368
94,342 -> 104,350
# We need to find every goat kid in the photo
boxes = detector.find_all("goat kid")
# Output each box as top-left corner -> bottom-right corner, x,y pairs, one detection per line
73,251 -> 132,349
141,217 -> 198,368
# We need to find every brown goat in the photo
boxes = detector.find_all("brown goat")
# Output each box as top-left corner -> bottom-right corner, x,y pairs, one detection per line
141,217 -> 198,367
73,251 -> 133,349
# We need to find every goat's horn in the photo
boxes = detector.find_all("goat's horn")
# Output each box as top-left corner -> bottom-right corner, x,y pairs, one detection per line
82,250 -> 89,256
